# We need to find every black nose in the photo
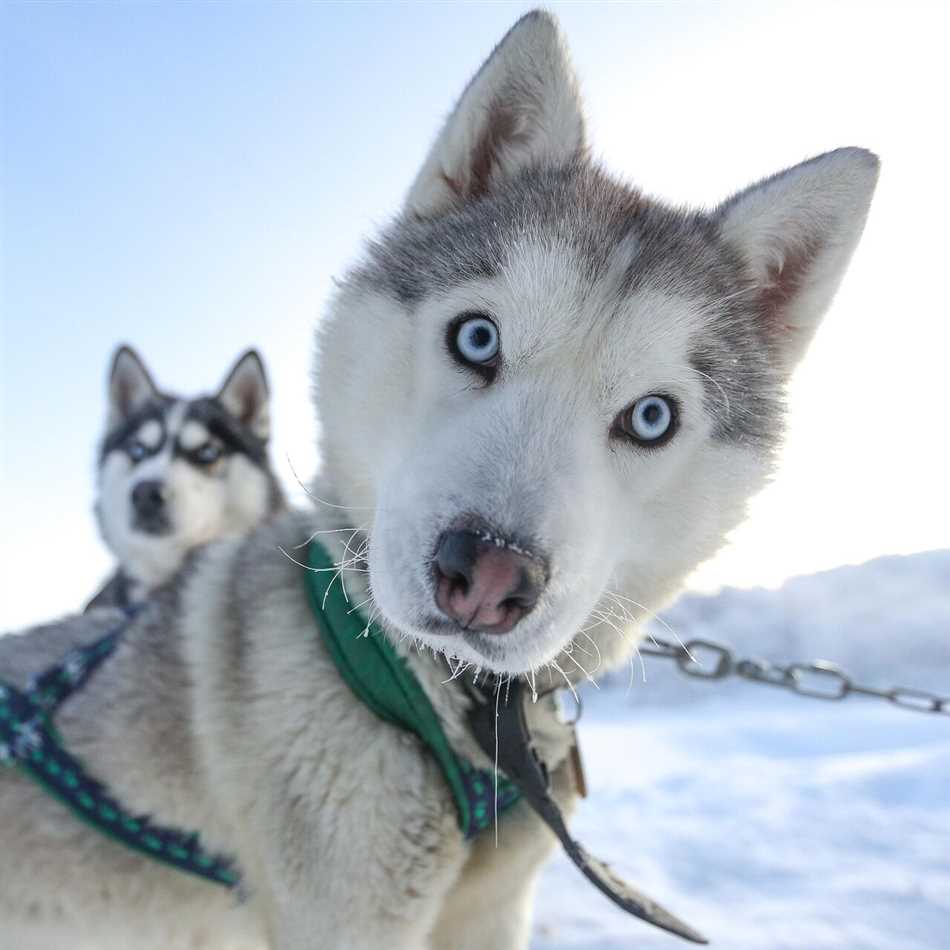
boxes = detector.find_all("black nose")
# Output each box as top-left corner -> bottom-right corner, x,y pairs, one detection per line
131,479 -> 167,522
433,528 -> 548,635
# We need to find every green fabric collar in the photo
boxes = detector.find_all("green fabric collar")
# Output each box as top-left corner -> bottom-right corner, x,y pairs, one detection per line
304,540 -> 520,838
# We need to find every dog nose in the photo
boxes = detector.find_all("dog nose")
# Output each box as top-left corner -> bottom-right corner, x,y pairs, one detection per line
131,479 -> 167,519
433,529 -> 548,634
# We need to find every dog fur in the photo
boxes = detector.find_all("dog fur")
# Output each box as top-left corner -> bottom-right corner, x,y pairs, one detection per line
87,346 -> 283,611
0,11 -> 878,949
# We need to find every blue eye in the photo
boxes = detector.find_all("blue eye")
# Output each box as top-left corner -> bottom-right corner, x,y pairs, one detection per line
194,443 -> 221,465
453,314 -> 499,366
619,395 -> 676,445
128,441 -> 147,462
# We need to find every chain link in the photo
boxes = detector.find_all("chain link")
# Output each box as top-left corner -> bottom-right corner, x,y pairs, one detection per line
638,636 -> 950,716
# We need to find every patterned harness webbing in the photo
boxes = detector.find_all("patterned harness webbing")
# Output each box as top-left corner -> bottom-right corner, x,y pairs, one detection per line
0,610 -> 239,888
303,540 -> 522,837
0,573 -> 521,888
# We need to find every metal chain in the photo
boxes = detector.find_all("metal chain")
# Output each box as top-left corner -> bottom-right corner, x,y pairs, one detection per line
639,636 -> 950,716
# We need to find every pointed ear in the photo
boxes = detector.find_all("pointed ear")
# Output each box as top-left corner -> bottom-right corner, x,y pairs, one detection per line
405,10 -> 585,217
108,346 -> 159,426
715,147 -> 880,370
217,349 -> 270,440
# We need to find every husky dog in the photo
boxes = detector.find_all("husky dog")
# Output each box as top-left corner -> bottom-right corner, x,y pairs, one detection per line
0,11 -> 879,950
87,346 -> 283,611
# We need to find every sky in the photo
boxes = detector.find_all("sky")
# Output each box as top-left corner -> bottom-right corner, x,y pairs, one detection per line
2,1 -> 948,630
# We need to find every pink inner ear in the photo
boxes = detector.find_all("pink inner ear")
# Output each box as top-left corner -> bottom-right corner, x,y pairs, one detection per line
760,237 -> 823,335
469,100 -> 529,199
441,95 -> 534,204
232,364 -> 270,429
231,377 -> 258,425
114,382 -> 129,414
113,374 -> 138,416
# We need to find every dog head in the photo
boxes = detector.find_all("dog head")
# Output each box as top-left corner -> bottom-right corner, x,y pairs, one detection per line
96,346 -> 282,589
316,11 -> 878,676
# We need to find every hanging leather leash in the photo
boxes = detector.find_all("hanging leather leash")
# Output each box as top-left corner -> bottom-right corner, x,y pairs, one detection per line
465,674 -> 708,945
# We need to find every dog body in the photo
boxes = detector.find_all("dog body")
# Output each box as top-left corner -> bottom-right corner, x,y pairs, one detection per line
88,347 -> 283,610
0,12 -> 878,949
1,516 -> 566,950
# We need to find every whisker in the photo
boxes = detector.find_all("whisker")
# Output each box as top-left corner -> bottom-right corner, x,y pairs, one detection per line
561,648 -> 598,688
528,668 -> 538,703
575,631 -> 603,674
285,454 -> 377,512
441,658 -> 473,685
275,545 -> 368,575
345,596 -> 374,616
690,367 -> 732,421
290,525 -> 369,550
493,679 -> 502,848
605,590 -> 696,663
548,659 -> 579,703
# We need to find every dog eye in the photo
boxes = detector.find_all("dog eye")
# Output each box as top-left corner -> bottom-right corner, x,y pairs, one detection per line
194,443 -> 222,465
615,395 -> 677,446
449,313 -> 500,371
127,441 -> 148,462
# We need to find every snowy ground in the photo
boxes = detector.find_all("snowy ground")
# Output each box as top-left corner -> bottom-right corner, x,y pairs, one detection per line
532,551 -> 950,950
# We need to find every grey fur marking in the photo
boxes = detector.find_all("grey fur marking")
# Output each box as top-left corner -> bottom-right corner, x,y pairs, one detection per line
357,162 -> 784,451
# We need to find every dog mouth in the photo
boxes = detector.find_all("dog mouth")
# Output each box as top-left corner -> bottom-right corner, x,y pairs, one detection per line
416,614 -> 526,666
419,615 -> 474,638
132,513 -> 172,536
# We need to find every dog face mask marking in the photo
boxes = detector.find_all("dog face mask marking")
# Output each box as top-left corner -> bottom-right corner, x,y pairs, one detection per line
96,347 -> 279,591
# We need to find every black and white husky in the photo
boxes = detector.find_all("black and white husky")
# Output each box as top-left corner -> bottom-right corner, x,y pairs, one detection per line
0,12 -> 878,949
87,346 -> 283,610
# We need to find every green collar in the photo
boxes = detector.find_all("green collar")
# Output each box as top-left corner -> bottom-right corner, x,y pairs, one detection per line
303,540 -> 520,838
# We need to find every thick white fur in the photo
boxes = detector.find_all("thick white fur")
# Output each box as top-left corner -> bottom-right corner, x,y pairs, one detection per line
0,10 -> 878,949
323,264 -> 770,676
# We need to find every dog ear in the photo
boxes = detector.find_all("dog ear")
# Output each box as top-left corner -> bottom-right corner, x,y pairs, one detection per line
405,10 -> 585,217
217,349 -> 270,440
108,346 -> 159,426
716,147 -> 880,370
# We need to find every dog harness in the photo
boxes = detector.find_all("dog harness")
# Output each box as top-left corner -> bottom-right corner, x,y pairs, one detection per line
0,541 -> 519,893
0,609 -> 240,887
1,543 -> 704,943
304,540 -> 521,837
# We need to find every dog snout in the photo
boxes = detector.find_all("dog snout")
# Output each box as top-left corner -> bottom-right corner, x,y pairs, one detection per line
433,529 -> 548,634
131,479 -> 169,532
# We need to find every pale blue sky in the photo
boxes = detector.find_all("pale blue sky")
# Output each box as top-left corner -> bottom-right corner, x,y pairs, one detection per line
3,2 -> 948,628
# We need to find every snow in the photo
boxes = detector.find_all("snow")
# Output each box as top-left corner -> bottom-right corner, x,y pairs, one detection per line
532,550 -> 950,950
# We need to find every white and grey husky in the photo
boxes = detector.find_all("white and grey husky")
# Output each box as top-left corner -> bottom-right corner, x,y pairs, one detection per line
0,12 -> 878,950
87,346 -> 283,611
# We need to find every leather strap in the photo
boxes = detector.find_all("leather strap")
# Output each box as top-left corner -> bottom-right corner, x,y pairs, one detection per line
466,676 -> 707,944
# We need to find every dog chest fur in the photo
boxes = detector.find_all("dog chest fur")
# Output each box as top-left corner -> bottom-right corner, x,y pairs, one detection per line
0,511 -> 568,949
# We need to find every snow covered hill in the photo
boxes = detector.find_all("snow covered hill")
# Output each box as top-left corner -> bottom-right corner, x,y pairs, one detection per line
532,550 -> 950,950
